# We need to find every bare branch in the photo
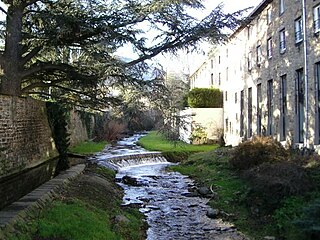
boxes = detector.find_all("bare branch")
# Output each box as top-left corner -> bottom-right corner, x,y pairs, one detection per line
0,6 -> 7,15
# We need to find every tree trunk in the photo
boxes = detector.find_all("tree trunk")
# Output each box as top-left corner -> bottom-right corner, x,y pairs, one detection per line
0,4 -> 24,96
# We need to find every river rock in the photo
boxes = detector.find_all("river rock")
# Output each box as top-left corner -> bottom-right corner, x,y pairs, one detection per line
264,237 -> 276,240
197,186 -> 210,196
114,215 -> 130,224
206,208 -> 220,218
122,175 -> 140,186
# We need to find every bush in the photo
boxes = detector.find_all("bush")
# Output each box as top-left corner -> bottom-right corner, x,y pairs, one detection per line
295,198 -> 320,239
230,136 -> 289,170
244,162 -> 313,212
104,120 -> 127,142
188,88 -> 223,108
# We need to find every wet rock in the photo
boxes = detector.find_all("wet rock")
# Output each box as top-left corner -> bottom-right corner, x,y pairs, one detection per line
197,186 -> 210,196
206,208 -> 220,218
181,191 -> 199,197
264,237 -> 276,240
114,215 -> 130,224
122,175 -> 140,186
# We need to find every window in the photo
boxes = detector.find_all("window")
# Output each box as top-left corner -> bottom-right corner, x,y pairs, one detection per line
248,87 -> 253,138
211,59 -> 214,69
225,118 -> 229,132
235,92 -> 238,104
314,5 -> 320,33
210,73 -> 214,85
279,0 -> 285,15
267,80 -> 273,136
267,37 -> 272,58
279,29 -> 286,53
296,69 -> 304,143
218,56 -> 221,64
316,63 -> 320,143
257,83 -> 262,136
226,67 -> 229,81
225,91 -> 228,101
295,17 -> 303,43
256,45 -> 262,65
280,75 -> 287,141
240,90 -> 244,137
247,25 -> 251,40
267,7 -> 272,24
248,51 -> 252,70
218,73 -> 221,85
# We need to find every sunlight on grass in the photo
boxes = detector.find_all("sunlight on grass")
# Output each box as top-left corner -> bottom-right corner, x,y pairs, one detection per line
138,131 -> 217,153
69,141 -> 107,155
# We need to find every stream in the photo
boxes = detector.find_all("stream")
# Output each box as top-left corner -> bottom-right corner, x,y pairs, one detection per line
93,134 -> 247,240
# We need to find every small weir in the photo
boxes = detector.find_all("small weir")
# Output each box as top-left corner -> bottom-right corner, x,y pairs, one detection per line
93,134 -> 246,240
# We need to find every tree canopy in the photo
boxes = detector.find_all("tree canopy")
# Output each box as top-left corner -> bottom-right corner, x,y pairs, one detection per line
0,0 -> 245,109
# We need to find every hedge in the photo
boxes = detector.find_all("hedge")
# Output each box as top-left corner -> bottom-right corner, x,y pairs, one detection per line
187,88 -> 223,108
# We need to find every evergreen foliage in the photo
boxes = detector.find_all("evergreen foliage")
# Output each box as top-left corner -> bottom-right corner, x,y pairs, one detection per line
0,0 -> 246,109
46,102 -> 70,172
188,88 -> 223,108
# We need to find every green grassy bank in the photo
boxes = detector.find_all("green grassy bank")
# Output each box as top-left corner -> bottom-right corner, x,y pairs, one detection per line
1,141 -> 146,240
138,131 -> 217,161
69,140 -> 108,155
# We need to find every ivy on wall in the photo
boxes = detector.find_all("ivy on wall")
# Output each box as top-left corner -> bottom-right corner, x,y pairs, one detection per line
46,102 -> 70,172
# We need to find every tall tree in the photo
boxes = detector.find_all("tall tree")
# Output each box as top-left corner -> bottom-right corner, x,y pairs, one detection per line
0,0 -> 245,108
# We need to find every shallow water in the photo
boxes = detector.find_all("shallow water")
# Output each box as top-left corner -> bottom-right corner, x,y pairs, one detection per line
95,134 -> 246,240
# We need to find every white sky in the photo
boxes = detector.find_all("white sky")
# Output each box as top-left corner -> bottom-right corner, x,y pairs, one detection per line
0,0 -> 262,74
157,0 -> 262,74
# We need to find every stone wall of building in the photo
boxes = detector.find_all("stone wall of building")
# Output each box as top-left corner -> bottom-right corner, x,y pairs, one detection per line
192,0 -> 320,147
0,95 -> 59,179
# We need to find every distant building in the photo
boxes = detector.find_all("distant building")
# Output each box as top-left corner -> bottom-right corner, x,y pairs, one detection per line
190,0 -> 320,150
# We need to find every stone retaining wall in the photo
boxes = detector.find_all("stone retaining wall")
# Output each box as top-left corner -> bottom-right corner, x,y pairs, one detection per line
0,95 -> 59,179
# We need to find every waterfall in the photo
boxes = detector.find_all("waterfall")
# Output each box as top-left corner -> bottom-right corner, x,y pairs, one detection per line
98,152 -> 168,171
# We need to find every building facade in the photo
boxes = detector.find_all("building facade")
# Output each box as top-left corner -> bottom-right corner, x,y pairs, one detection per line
190,0 -> 320,149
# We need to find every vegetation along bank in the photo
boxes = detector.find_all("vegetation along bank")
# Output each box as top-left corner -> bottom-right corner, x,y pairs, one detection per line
139,132 -> 320,240
0,141 -> 147,240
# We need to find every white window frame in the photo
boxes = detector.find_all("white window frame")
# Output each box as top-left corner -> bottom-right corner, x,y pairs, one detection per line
279,0 -> 285,15
248,51 -> 252,70
279,29 -> 286,53
314,5 -> 320,33
267,7 -> 272,24
267,37 -> 272,59
256,45 -> 262,65
295,17 -> 303,43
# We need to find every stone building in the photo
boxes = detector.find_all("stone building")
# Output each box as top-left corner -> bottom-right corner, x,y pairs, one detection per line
190,0 -> 320,149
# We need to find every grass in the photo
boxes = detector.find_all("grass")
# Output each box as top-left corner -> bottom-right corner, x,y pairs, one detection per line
68,141 -> 107,155
138,131 -> 217,153
2,165 -> 146,240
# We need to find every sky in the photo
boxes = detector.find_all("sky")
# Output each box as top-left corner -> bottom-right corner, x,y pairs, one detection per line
156,0 -> 262,74
0,0 -> 262,73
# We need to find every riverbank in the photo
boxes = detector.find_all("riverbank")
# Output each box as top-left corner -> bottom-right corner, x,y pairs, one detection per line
138,132 -> 320,239
0,141 -> 147,240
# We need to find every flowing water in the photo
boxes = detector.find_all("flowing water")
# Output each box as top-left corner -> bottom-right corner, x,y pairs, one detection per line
92,134 -> 247,240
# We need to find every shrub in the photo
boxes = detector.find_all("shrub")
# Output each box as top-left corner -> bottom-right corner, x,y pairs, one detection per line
230,136 -> 289,170
104,120 -> 126,142
46,102 -> 70,172
295,198 -> 320,239
243,162 -> 313,212
187,88 -> 223,108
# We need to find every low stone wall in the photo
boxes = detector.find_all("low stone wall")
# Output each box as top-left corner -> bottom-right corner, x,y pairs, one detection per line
0,95 -> 59,179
